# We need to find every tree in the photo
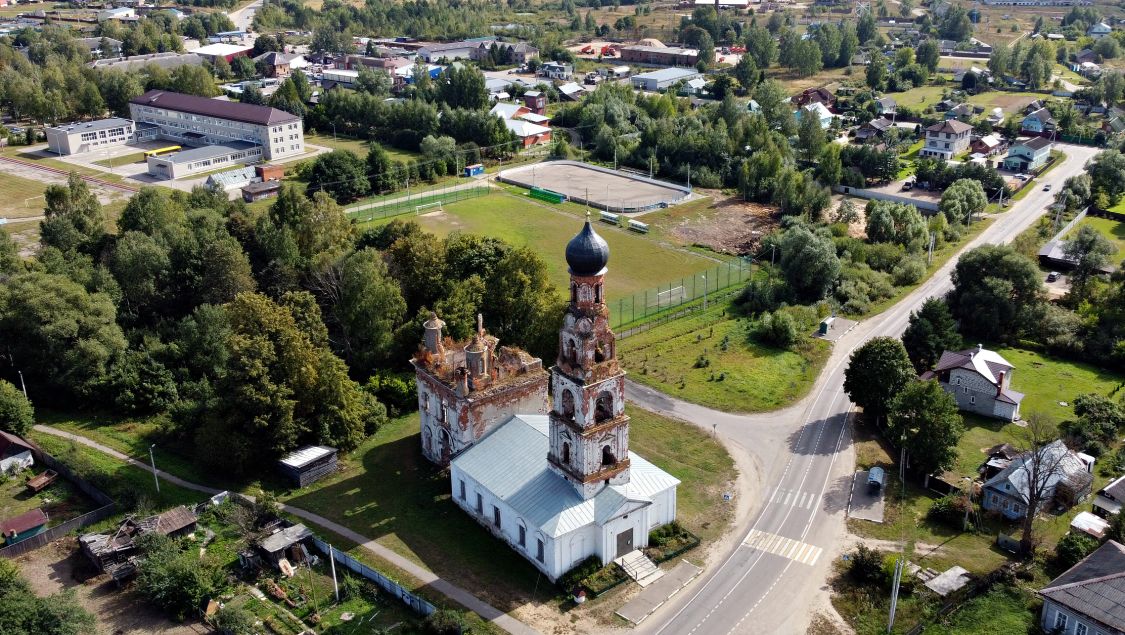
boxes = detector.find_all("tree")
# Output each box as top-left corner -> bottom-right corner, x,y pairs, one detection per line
939,6 -> 973,41
306,149 -> 371,203
864,200 -> 926,247
311,248 -> 407,372
838,23 -> 860,67
696,31 -> 716,67
0,272 -> 126,401
732,53 -> 759,91
0,380 -> 32,437
901,297 -> 961,372
438,65 -> 489,110
482,246 -> 566,361
1054,532 -> 1098,570
1063,224 -> 1117,289
916,40 -> 940,73
0,229 -> 19,275
745,25 -> 778,68
355,66 -> 391,96
169,64 -> 219,97
866,51 -> 887,90
0,560 -> 95,635
1015,417 -> 1080,554
948,245 -> 1044,341
887,379 -> 964,475
135,535 -> 226,621
858,11 -> 877,43
753,79 -> 795,133
989,43 -> 1012,79
1088,149 -> 1125,205
844,336 -> 916,421
779,224 -> 840,301
939,178 -> 988,225
1094,36 -> 1120,60
793,40 -> 823,77
816,143 -> 843,187
797,107 -> 826,161
40,173 -> 106,256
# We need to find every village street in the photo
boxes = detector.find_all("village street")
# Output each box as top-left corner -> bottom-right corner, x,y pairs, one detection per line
630,143 -> 1101,635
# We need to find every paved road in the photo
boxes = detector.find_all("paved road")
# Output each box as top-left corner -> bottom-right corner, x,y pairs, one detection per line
32,424 -> 541,635
633,144 -> 1100,635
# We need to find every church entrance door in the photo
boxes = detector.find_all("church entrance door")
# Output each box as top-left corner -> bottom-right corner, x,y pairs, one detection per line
615,528 -> 634,558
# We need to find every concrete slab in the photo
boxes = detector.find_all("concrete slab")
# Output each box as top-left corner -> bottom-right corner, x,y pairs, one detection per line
847,470 -> 886,523
924,565 -> 972,597
814,317 -> 858,343
615,560 -> 701,625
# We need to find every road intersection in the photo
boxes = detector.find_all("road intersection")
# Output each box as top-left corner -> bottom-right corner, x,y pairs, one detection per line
629,144 -> 1100,634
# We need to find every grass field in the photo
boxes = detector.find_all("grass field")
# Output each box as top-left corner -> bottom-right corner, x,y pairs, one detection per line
0,173 -> 53,219
93,152 -> 146,168
1067,215 -> 1125,257
893,85 -> 1040,115
304,132 -> 420,164
0,145 -> 126,183
392,191 -> 721,304
284,405 -> 736,610
0,466 -> 98,526
619,303 -> 831,413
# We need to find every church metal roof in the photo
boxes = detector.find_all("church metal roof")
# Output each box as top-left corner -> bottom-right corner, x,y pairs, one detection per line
452,414 -> 679,538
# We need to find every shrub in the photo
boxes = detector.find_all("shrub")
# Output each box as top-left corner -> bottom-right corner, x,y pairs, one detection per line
865,243 -> 905,273
927,493 -> 970,529
1054,532 -> 1098,570
0,380 -> 34,437
422,610 -> 466,635
846,544 -> 887,586
835,264 -> 895,314
364,371 -> 417,418
751,311 -> 798,348
558,556 -> 602,592
892,256 -> 926,286
214,606 -> 255,635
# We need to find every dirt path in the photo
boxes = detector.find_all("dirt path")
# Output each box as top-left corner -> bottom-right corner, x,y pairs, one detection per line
15,538 -> 209,635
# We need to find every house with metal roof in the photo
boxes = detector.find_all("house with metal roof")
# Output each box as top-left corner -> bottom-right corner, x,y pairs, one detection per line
1094,474 -> 1125,518
1021,107 -> 1057,135
1003,136 -> 1053,172
0,431 -> 34,473
795,101 -> 834,130
921,345 -> 1024,420
922,119 -> 972,160
630,67 -> 701,92
447,221 -> 679,583
982,440 -> 1093,520
1040,540 -> 1125,634
277,446 -> 338,488
1,508 -> 48,544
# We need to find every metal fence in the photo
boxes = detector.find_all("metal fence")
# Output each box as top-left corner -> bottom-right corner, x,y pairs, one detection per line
346,183 -> 491,223
609,259 -> 752,330
308,536 -> 436,617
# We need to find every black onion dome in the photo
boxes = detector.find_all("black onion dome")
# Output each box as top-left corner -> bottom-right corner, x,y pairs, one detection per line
565,218 -> 609,276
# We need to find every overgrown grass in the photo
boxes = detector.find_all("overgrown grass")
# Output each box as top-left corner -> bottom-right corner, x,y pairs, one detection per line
0,172 -> 55,219
619,303 -> 831,413
27,430 -> 204,512
1067,215 -> 1125,256
0,466 -> 98,525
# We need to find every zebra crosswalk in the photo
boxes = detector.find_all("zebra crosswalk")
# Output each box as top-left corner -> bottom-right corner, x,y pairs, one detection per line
743,530 -> 824,566
768,488 -> 820,510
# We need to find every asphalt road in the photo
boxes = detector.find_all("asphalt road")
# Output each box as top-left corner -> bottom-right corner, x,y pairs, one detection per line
630,143 -> 1100,635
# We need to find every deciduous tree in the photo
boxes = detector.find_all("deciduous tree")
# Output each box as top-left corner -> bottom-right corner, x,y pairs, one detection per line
887,379 -> 964,475
844,336 -> 916,421
901,297 -> 961,372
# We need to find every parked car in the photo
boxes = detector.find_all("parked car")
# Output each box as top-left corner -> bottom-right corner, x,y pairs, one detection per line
1043,183 -> 1052,191
1015,174 -> 1028,181
1047,271 -> 1060,282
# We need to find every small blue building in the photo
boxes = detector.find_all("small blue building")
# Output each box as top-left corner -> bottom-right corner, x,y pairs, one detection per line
0,508 -> 48,545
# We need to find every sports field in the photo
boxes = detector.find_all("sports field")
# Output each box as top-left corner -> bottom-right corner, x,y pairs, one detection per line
400,191 -> 719,302
499,160 -> 690,212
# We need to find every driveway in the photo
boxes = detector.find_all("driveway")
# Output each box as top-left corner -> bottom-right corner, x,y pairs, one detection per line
847,471 -> 886,523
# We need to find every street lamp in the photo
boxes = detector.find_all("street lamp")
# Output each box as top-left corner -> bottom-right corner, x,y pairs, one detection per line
17,370 -> 26,399
330,121 -> 337,142
149,444 -> 160,494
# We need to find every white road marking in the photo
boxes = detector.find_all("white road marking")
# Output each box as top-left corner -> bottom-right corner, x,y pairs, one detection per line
743,530 -> 822,566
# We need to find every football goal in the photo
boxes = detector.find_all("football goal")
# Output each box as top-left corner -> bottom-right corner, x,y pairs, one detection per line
651,285 -> 686,308
415,200 -> 443,215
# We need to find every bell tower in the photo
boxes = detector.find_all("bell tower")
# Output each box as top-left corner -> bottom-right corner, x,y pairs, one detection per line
547,216 -> 630,499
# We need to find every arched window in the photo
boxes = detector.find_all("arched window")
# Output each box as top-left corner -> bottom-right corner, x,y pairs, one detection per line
561,441 -> 571,464
594,284 -> 602,303
594,341 -> 606,363
570,282 -> 577,303
595,391 -> 614,423
602,445 -> 616,466
561,390 -> 575,421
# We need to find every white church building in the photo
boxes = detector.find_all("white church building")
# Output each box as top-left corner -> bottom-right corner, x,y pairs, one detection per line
443,218 -> 680,582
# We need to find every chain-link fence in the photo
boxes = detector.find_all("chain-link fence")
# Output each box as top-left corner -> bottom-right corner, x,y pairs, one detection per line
609,259 -> 753,330
346,183 -> 491,223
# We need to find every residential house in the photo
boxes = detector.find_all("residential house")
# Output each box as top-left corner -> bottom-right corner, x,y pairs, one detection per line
855,117 -> 893,141
944,103 -> 974,120
935,98 -> 958,112
796,101 -> 834,130
80,506 -> 198,573
522,90 -> 546,116
876,96 -> 897,116
987,107 -> 1005,125
1104,108 -> 1125,135
76,37 -> 122,58
971,133 -> 1007,156
488,102 -> 552,147
97,7 -> 135,21
253,51 -> 305,77
982,440 -> 1093,520
557,82 -> 585,102
539,61 -> 573,81
921,119 -> 973,160
1079,61 -> 1102,78
678,76 -> 708,96
1003,136 -> 1053,171
1039,540 -> 1125,635
258,523 -> 315,569
1094,473 -> 1125,518
242,180 -> 283,202
1088,22 -> 1113,38
1021,107 -> 1057,135
747,99 -> 761,114
0,509 -> 48,545
922,345 -> 1024,420
795,87 -> 835,108
0,431 -> 34,473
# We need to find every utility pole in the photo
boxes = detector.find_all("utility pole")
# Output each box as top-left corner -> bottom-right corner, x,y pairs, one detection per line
148,444 -> 160,494
329,544 -> 339,602
702,274 -> 708,311
887,556 -> 904,633
927,231 -> 935,264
